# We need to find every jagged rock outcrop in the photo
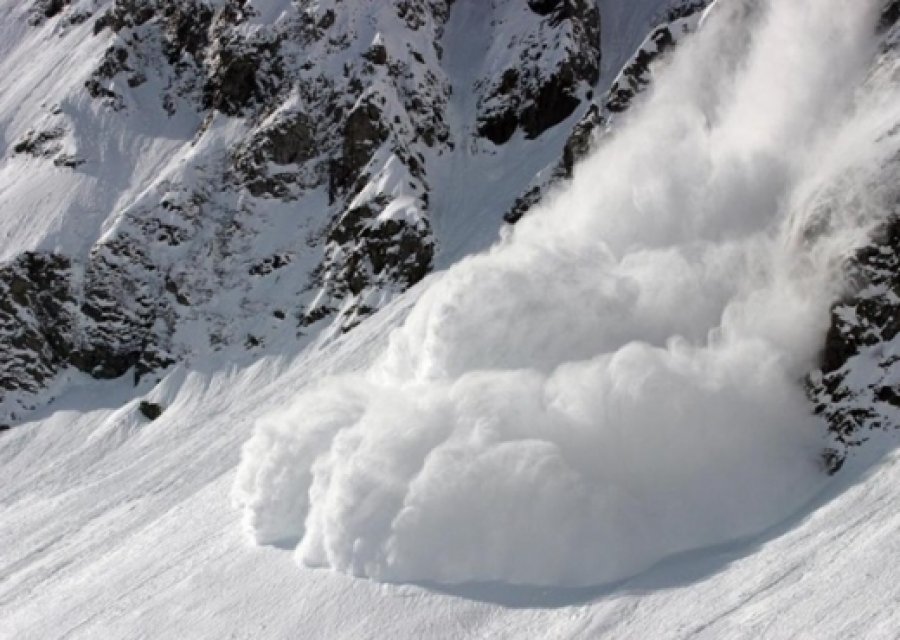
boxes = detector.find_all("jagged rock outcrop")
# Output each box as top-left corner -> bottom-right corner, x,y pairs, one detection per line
505,0 -> 710,223
809,215 -> 900,473
804,0 -> 900,472
2,0 -> 459,424
475,0 -> 600,145
0,254 -> 76,404
0,249 -> 171,424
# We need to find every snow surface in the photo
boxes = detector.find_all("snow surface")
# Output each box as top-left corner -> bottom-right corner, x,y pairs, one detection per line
2,0 -> 900,637
0,0 -> 203,262
2,289 -> 900,639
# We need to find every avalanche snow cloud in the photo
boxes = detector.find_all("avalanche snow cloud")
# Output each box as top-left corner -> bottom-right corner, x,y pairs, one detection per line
235,0 -> 900,587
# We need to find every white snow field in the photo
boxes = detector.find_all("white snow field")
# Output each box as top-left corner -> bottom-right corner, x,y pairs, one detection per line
1,292 -> 900,639
2,0 -> 900,638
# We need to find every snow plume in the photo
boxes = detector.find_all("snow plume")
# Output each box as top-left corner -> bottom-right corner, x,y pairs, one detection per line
235,0 -> 900,587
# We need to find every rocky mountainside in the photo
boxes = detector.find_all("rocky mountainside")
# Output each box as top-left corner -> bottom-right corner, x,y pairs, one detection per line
0,0 -> 706,426
3,1 -> 900,636
807,3 -> 900,470
0,0 -> 898,476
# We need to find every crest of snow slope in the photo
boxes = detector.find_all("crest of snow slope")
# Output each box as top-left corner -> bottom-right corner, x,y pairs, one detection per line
235,0 -> 900,587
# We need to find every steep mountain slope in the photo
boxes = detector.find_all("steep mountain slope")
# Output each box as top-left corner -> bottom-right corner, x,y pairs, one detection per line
1,317 -> 899,639
0,0 -> 693,428
2,0 -> 900,638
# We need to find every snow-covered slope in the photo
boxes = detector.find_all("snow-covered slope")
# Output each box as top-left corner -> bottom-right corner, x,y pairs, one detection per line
0,0 -> 692,428
1,294 -> 899,639
2,0 -> 900,637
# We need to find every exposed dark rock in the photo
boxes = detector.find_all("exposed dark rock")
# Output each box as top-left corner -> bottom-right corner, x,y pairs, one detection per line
809,214 -> 900,469
820,218 -> 900,373
0,235 -> 182,424
666,0 -> 711,21
880,0 -> 900,32
395,0 -> 451,34
504,103 -> 602,223
245,334 -> 262,348
202,38 -> 283,116
13,127 -> 65,158
90,1 -> 275,116
329,101 -> 389,200
96,0 -> 157,33
36,0 -> 70,20
201,6 -> 284,116
75,238 -> 172,381
249,254 -> 292,277
606,26 -> 675,113
476,0 -> 600,143
138,400 -> 163,420
478,109 -> 519,146
304,200 -> 434,329
527,0 -> 564,17
520,64 -> 583,139
560,103 -> 602,177
64,9 -> 92,26
233,111 -> 318,197
53,155 -> 85,169
96,45 -> 131,79
161,2 -> 215,65
505,185 -> 543,225
7,0 -> 628,428
504,3 -> 710,224
0,253 -> 77,397
364,43 -> 388,66
265,116 -> 317,166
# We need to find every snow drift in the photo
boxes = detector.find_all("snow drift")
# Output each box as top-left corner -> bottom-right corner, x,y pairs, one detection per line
234,0 -> 900,587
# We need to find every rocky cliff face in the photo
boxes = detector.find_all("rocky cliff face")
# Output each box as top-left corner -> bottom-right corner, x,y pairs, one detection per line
2,0 -> 696,425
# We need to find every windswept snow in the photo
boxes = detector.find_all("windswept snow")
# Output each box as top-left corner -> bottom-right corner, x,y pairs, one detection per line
235,0 -> 900,587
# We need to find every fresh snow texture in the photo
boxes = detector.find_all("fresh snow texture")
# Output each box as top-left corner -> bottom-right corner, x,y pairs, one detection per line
235,0 -> 900,587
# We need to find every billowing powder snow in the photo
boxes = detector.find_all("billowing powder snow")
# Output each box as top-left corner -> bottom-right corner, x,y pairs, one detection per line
234,0 -> 900,587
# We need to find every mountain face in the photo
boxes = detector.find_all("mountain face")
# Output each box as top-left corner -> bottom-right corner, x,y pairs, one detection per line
0,0 -> 706,427
2,0 -> 900,636
1,0 -> 897,474
0,0 -> 896,472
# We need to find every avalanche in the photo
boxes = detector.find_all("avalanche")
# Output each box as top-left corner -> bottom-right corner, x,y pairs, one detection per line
2,0 -> 900,637
235,0 -> 900,587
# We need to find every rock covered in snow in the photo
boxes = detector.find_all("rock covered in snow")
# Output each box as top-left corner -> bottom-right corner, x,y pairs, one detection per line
805,5 -> 900,472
